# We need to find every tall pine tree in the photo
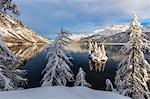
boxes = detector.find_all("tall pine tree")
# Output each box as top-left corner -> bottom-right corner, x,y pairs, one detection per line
41,28 -> 74,86
114,14 -> 150,99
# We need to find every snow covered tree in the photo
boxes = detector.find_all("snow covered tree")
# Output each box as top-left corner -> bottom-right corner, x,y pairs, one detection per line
0,1 -> 27,91
88,41 -> 93,54
94,42 -> 98,53
106,79 -> 115,92
0,65 -> 27,91
74,67 -> 91,87
0,36 -> 28,91
41,28 -> 74,86
114,14 -> 150,99
0,0 -> 20,15
0,32 -> 27,91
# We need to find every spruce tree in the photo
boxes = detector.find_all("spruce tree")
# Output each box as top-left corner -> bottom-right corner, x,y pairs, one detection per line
74,67 -> 91,87
114,14 -> 150,99
41,28 -> 74,86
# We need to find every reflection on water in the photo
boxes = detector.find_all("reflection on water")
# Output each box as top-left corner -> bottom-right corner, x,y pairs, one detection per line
70,51 -> 118,90
7,42 -> 124,90
89,59 -> 106,72
7,44 -> 45,66
67,42 -> 88,53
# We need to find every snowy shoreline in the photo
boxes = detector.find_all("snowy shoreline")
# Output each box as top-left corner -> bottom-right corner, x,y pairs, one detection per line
0,86 -> 130,99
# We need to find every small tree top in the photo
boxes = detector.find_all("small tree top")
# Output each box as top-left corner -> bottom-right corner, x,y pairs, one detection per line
130,13 -> 142,29
74,67 -> 91,87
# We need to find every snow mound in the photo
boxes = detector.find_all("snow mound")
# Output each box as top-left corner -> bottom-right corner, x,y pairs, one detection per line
0,86 -> 130,99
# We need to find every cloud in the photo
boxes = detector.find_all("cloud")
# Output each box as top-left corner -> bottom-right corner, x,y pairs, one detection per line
52,10 -> 75,19
16,0 -> 150,20
14,0 -> 150,39
16,0 -> 150,16
66,22 -> 102,33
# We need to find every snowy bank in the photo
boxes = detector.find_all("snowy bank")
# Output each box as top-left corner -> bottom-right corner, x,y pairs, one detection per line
0,86 -> 130,99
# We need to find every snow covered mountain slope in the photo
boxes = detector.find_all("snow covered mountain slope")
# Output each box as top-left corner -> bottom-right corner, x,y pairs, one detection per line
91,24 -> 128,37
0,86 -> 130,99
70,24 -> 129,41
92,24 -> 150,37
78,24 -> 150,43
143,24 -> 150,32
82,30 -> 150,43
0,12 -> 49,45
69,34 -> 86,41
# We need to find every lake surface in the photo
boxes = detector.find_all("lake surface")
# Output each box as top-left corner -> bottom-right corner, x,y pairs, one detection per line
8,43 -> 123,90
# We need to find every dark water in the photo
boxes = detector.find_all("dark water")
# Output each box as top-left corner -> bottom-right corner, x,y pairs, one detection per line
8,44 -> 150,91
14,44 -> 122,90
70,52 -> 118,90
21,52 -> 47,88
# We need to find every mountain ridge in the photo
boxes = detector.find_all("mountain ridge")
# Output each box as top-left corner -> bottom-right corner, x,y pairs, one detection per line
0,12 -> 49,45
71,24 -> 150,43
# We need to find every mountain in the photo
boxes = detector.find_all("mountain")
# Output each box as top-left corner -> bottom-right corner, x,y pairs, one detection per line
143,24 -> 150,32
69,34 -> 86,41
0,12 -> 49,45
90,24 -> 128,37
70,24 -> 129,42
78,24 -> 150,43
82,31 -> 150,44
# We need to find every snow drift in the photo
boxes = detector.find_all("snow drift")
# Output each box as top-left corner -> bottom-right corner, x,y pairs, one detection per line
0,86 -> 130,99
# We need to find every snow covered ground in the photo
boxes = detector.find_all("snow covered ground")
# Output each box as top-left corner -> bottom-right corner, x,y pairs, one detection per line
0,86 -> 130,99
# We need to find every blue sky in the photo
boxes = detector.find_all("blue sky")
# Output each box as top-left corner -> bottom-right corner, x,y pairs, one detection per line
14,0 -> 150,39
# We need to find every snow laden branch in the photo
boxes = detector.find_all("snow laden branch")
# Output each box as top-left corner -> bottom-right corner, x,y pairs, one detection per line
74,67 -> 91,87
0,31 -> 27,91
0,1 -> 27,91
0,65 -> 27,91
0,38 -> 20,69
114,14 -> 150,99
41,28 -> 74,86
0,0 -> 20,15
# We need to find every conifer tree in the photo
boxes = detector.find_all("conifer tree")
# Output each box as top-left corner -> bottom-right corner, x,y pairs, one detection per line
41,28 -> 74,86
114,14 -> 150,99
74,67 -> 91,87
0,0 -> 27,91
106,79 -> 115,92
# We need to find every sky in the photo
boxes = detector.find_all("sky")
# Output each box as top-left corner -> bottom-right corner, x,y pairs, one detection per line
13,0 -> 150,39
